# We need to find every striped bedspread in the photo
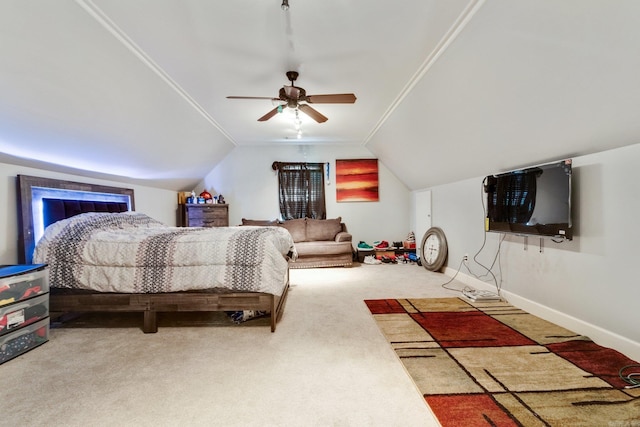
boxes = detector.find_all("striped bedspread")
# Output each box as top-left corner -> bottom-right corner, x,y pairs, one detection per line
33,212 -> 295,296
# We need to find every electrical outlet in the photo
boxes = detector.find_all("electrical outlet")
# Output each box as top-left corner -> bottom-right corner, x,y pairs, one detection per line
463,254 -> 468,262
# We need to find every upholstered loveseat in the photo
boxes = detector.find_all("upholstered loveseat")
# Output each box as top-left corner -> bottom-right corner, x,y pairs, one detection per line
241,217 -> 354,268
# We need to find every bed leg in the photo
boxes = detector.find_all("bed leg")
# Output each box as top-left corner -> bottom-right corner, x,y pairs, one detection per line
270,295 -> 277,332
143,310 -> 158,333
270,278 -> 289,332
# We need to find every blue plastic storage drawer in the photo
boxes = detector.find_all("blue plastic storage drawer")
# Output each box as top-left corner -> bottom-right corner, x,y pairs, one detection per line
0,294 -> 49,337
0,317 -> 49,364
0,264 -> 48,308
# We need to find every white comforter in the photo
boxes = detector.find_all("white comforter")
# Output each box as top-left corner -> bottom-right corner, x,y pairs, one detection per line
33,212 -> 296,296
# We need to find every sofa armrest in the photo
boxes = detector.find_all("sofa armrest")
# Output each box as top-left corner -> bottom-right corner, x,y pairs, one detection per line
335,231 -> 352,243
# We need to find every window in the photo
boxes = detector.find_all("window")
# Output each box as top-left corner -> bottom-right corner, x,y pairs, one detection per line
272,162 -> 326,220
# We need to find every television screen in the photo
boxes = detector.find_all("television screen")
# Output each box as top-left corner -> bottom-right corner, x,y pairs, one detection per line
485,159 -> 572,240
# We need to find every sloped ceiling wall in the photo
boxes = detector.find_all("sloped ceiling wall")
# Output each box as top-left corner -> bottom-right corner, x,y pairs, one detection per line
367,1 -> 640,189
1,1 -> 639,191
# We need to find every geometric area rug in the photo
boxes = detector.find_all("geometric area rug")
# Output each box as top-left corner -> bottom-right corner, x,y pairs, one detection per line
365,298 -> 640,426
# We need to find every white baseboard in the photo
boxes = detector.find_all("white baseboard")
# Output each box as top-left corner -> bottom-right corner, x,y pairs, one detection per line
442,267 -> 640,361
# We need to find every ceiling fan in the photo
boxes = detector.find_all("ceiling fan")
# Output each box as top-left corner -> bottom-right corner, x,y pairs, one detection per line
226,71 -> 356,123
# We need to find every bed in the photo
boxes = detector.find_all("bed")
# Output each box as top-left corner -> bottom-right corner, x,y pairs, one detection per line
16,175 -> 294,333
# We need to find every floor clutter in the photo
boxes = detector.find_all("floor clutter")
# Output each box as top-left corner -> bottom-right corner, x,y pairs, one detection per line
359,231 -> 419,265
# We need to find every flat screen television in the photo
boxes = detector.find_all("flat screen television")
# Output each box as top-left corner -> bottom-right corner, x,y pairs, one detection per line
484,159 -> 573,240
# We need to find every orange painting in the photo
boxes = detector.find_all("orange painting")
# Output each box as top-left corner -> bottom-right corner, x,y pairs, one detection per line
336,159 -> 379,202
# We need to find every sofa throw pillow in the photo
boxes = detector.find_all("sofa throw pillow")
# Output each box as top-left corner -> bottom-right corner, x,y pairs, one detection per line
306,217 -> 342,241
280,218 -> 307,242
241,218 -> 280,226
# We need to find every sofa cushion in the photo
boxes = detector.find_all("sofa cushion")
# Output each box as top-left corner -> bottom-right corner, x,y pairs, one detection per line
241,218 -> 280,226
280,218 -> 307,242
294,240 -> 353,256
306,217 -> 342,241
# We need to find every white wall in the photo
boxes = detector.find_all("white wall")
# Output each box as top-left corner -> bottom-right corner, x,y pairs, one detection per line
0,162 -> 177,265
410,190 -> 432,257
428,143 -> 640,360
199,144 -> 412,246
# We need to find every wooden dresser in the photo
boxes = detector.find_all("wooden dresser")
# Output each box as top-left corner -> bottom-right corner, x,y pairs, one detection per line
180,204 -> 229,227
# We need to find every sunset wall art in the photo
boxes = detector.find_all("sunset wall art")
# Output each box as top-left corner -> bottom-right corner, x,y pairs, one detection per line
335,158 -> 379,202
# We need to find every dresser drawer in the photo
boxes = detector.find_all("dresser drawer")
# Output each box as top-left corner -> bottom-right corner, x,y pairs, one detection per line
187,206 -> 227,219
0,317 -> 49,364
188,217 -> 228,227
0,265 -> 49,308
182,204 -> 229,227
0,294 -> 49,336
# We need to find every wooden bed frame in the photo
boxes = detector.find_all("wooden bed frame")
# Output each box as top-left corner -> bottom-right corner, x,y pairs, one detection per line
16,174 -> 289,333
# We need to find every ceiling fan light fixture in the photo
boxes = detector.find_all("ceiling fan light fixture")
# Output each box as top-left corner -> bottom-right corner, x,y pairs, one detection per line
281,0 -> 289,11
294,109 -> 303,137
226,71 -> 356,123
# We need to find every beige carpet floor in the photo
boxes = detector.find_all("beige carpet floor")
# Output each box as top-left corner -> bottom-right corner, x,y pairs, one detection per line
0,262 -> 460,427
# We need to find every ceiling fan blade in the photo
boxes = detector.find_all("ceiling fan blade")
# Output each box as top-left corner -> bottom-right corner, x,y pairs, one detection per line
227,96 -> 277,100
305,93 -> 357,104
257,107 -> 279,122
298,104 -> 328,123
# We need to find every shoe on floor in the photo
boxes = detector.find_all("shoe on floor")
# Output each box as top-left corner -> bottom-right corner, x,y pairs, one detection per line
380,255 -> 397,264
363,255 -> 381,264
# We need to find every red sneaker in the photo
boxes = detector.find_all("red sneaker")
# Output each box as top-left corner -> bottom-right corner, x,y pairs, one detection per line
374,240 -> 389,249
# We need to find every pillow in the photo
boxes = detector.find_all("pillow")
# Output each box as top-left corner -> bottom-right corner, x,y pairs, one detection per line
241,218 -> 280,226
280,218 -> 307,242
306,217 -> 342,241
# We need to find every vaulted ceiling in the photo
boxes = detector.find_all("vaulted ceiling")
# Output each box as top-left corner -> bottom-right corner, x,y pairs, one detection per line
1,1 -> 639,191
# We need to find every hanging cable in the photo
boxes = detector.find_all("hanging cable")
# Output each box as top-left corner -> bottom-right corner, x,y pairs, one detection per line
466,177 -> 503,297
439,257 -> 467,292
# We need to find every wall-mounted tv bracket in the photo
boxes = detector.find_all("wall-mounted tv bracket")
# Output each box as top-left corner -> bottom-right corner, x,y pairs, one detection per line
522,235 -> 544,253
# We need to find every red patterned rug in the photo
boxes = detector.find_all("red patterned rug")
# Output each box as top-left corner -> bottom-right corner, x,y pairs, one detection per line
365,298 -> 640,426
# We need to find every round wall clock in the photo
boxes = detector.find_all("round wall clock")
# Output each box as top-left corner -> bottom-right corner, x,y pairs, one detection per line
420,227 -> 448,271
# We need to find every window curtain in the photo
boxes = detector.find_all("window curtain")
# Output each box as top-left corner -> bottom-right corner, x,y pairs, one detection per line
272,162 -> 326,220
